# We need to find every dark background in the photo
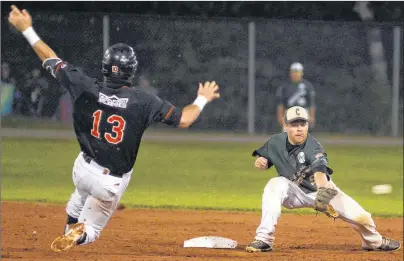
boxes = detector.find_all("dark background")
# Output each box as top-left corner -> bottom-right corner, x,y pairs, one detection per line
1,2 -> 403,135
1,2 -> 403,22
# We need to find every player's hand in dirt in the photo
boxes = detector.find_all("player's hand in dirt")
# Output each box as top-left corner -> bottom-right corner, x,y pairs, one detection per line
8,5 -> 32,32
255,157 -> 269,170
198,81 -> 220,102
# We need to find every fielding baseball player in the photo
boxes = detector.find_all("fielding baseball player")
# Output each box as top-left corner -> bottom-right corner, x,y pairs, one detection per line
246,106 -> 401,252
8,5 -> 220,252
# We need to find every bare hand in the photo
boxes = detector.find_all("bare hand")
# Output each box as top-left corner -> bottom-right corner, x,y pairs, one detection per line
8,5 -> 32,32
197,81 -> 220,102
254,157 -> 268,170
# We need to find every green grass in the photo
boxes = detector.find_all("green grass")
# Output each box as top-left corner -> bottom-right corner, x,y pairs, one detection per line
3,116 -> 403,141
1,116 -> 72,130
1,138 -> 403,217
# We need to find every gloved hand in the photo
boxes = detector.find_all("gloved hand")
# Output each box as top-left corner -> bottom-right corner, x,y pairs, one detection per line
315,187 -> 339,218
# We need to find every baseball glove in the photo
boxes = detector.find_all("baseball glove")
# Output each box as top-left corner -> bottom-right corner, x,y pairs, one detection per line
315,187 -> 339,218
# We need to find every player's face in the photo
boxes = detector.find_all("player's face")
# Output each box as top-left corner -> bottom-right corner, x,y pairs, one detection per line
290,70 -> 303,83
287,120 -> 308,144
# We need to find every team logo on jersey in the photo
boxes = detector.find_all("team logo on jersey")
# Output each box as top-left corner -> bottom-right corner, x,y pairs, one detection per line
297,152 -> 306,164
98,93 -> 128,108
288,83 -> 307,107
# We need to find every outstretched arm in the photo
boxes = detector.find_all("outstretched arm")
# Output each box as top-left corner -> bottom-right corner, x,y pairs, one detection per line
254,157 -> 270,170
179,104 -> 203,128
251,139 -> 273,170
8,5 -> 58,61
178,81 -> 220,128
147,81 -> 220,129
314,171 -> 328,188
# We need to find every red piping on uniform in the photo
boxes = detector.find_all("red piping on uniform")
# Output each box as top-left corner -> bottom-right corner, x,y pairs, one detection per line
55,62 -> 65,73
165,106 -> 175,119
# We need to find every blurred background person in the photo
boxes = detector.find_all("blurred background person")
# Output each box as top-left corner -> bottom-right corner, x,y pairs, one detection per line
24,68 -> 49,117
276,62 -> 316,131
1,62 -> 18,116
1,63 -> 16,85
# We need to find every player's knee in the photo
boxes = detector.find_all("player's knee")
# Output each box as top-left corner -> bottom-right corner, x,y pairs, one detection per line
66,192 -> 85,218
263,177 -> 290,196
354,211 -> 374,227
266,177 -> 289,191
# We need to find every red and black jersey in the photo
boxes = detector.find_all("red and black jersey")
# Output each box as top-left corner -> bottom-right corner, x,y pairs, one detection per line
43,58 -> 181,176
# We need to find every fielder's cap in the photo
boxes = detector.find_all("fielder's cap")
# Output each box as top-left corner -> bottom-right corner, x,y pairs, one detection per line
290,62 -> 303,72
285,106 -> 309,123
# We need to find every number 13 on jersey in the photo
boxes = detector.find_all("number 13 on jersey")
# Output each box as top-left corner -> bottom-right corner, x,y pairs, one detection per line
91,110 -> 126,144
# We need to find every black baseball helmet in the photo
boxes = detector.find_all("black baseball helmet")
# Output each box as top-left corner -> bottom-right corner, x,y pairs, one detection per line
102,43 -> 138,80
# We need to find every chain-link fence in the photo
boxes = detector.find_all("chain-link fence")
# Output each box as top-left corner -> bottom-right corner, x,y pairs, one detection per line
254,20 -> 403,135
1,12 -> 402,135
110,14 -> 249,131
1,12 -> 103,120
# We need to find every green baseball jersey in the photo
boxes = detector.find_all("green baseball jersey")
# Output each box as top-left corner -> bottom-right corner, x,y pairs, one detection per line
252,132 -> 333,193
276,79 -> 316,110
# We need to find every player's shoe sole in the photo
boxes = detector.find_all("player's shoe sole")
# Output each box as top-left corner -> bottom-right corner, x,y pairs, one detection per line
246,246 -> 273,252
362,237 -> 401,252
363,245 -> 401,252
246,240 -> 273,253
51,223 -> 85,253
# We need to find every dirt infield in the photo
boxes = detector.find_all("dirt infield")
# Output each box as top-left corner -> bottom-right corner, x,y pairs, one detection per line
1,202 -> 403,261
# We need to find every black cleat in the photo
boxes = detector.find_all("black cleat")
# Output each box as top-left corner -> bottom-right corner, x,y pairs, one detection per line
246,239 -> 273,252
363,237 -> 401,252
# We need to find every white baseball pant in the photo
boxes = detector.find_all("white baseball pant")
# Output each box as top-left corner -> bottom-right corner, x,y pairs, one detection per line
65,152 -> 132,245
255,176 -> 383,249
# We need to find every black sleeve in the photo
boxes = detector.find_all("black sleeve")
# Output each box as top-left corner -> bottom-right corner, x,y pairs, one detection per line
252,139 -> 274,169
312,165 -> 327,174
42,58 -> 94,101
308,141 -> 333,174
146,94 -> 182,127
252,144 -> 266,157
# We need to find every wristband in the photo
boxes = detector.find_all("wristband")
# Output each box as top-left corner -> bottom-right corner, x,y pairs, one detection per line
22,27 -> 40,46
193,96 -> 208,111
